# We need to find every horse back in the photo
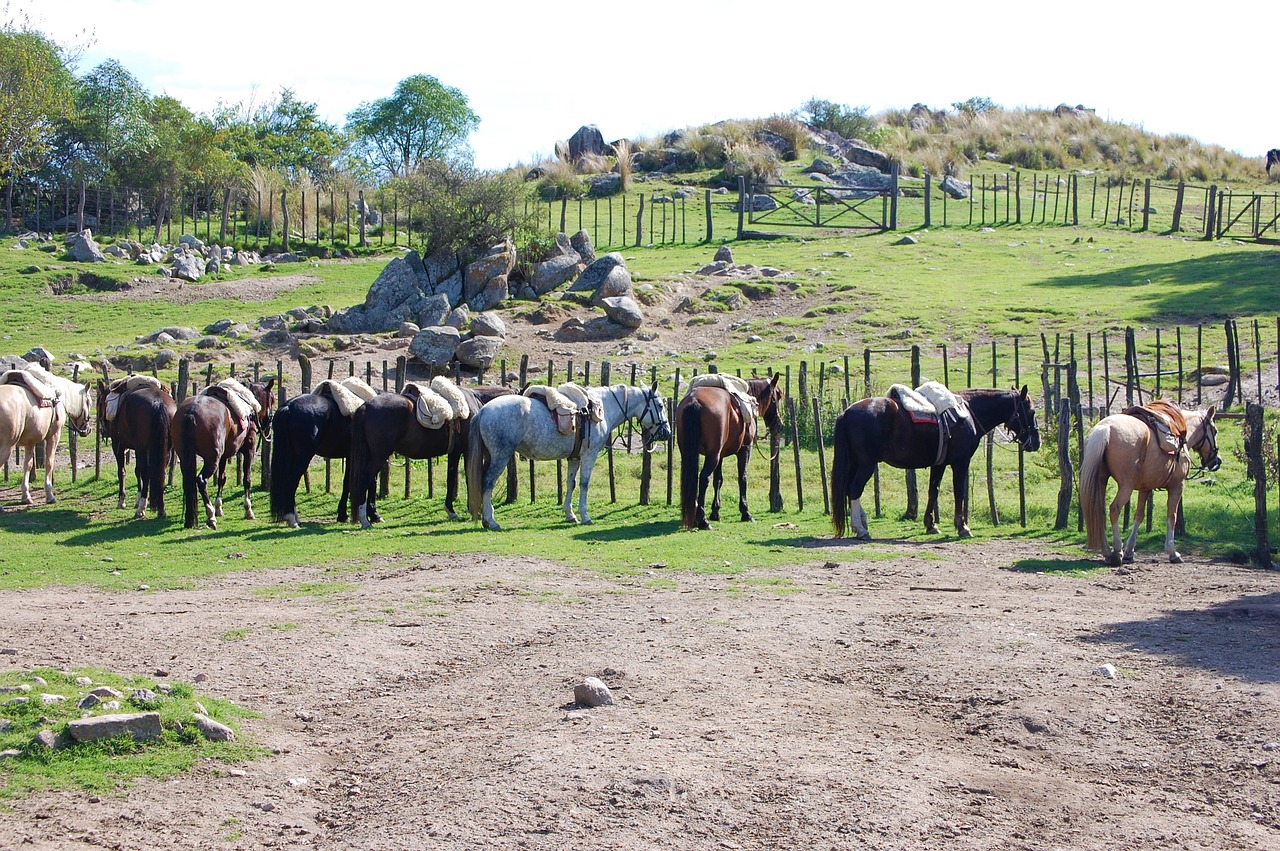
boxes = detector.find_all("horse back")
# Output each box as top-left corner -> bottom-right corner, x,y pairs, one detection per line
680,386 -> 752,456
0,384 -> 58,448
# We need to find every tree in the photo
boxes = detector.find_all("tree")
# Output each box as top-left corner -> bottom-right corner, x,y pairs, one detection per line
952,97 -> 999,116
0,27 -> 74,228
52,59 -> 154,188
211,87 -> 345,181
799,98 -> 879,144
346,75 -> 478,180
388,160 -> 523,257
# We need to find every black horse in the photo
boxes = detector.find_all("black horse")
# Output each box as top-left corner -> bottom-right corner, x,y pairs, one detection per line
348,385 -> 513,528
269,391 -> 363,528
1267,149 -> 1280,174
830,386 -> 1040,539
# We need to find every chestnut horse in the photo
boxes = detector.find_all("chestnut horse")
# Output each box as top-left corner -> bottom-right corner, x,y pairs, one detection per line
170,379 -> 275,529
1080,403 -> 1220,566
677,374 -> 783,529
96,378 -> 177,519
830,387 -> 1040,539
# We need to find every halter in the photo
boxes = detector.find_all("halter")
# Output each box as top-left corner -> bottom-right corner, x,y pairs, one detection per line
1184,414 -> 1221,476
609,385 -> 667,451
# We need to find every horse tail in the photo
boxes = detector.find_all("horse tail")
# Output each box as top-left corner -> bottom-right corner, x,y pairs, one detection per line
830,410 -> 850,538
466,408 -> 486,521
149,398 -> 172,517
1080,424 -> 1111,552
268,402 -> 294,522
678,401 -> 702,530
176,409 -> 199,529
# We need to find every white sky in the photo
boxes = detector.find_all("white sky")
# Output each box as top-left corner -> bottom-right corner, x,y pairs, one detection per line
15,0 -> 1277,172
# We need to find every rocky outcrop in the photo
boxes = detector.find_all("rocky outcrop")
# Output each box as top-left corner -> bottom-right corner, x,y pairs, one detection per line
67,230 -> 106,263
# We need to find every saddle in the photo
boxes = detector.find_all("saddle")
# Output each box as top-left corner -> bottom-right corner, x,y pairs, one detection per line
888,381 -> 973,465
0,366 -> 58,407
104,374 -> 165,422
402,382 -> 453,430
1123,400 -> 1188,455
524,383 -> 601,459
686,373 -> 758,421
314,376 -> 378,418
201,379 -> 260,435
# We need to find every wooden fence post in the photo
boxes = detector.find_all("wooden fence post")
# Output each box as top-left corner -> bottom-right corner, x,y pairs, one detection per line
1246,402 -> 1270,566
1054,403 -> 1073,530
705,189 -> 713,242
812,397 -> 829,515
787,397 -> 803,511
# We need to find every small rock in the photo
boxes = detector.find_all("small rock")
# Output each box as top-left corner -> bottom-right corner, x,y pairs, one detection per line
286,777 -> 309,789
130,689 -> 159,704
33,728 -> 71,749
193,713 -> 235,742
89,687 -> 123,700
40,694 -> 66,705
0,649 -> 17,655
75,677 -> 93,686
153,669 -> 170,678
193,673 -> 209,683
573,676 -> 615,708
0,684 -> 30,694
77,694 -> 101,709
1096,663 -> 1120,680
0,749 -> 21,759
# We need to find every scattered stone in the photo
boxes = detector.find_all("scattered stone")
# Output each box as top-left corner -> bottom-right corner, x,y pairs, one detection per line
601,296 -> 644,329
75,677 -> 93,686
40,693 -> 66,705
714,246 -> 734,264
67,229 -> 107,263
286,776 -> 309,789
0,684 -> 30,694
67,712 -> 162,744
893,235 -> 919,246
1096,663 -> 1120,680
130,689 -> 159,704
89,686 -> 123,700
193,713 -> 236,743
77,694 -> 101,709
33,728 -> 71,750
0,749 -> 20,759
408,326 -> 462,368
454,335 -> 503,369
470,312 -> 506,339
3,697 -> 29,707
574,676 -> 615,708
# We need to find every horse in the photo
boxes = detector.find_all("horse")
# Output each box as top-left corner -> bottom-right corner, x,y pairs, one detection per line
1267,149 -> 1280,175
830,386 -> 1041,539
170,379 -> 275,529
96,377 -> 177,519
467,382 -> 673,531
347,384 -> 514,529
268,392 -> 360,528
1080,403 -> 1220,566
0,366 -> 92,510
677,374 -> 783,529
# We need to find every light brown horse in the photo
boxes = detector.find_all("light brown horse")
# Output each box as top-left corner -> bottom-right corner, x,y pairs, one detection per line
1080,403 -> 1220,566
170,379 -> 275,529
677,374 -> 783,530
0,368 -> 92,510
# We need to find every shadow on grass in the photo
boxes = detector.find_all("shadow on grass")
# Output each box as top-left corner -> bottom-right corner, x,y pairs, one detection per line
1080,588 -> 1280,683
573,520 -> 682,543
1004,556 -> 1108,577
0,507 -> 93,536
1032,250 -> 1280,324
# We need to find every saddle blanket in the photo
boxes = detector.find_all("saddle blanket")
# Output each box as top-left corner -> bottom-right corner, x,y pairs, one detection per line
314,376 -> 379,417
201,378 -> 260,434
888,381 -> 968,424
0,365 -> 58,405
104,374 -> 164,421
686,373 -> 759,418
524,383 -> 600,436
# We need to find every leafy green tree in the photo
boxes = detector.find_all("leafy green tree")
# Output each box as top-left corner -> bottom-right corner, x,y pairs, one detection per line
800,98 -> 879,143
952,97 -> 999,116
211,87 -> 344,181
346,74 -> 478,180
0,27 -> 74,228
60,59 -> 156,184
388,159 -> 524,256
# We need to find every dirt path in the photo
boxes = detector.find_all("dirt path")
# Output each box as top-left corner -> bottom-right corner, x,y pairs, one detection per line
2,540 -> 1279,850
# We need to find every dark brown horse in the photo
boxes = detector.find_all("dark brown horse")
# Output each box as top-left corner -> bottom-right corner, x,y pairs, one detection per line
830,386 -> 1040,540
268,391 -> 362,528
96,378 -> 177,519
170,379 -> 275,530
677,374 -> 783,530
348,384 -> 513,528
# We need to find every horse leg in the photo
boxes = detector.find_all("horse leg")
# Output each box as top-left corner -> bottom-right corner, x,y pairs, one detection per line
576,455 -> 600,525
952,461 -> 972,538
924,465 -> 946,534
847,463 -> 875,541
1164,481 -> 1185,564
737,449 -> 753,522
563,457 -> 582,523
116,445 -> 129,510
242,449 -> 255,520
42,431 -> 57,503
197,456 -> 219,529
19,445 -> 35,504
134,448 -> 149,519
709,460 -> 724,522
696,454 -> 718,529
1105,480 -> 1134,567
444,444 -> 462,521
334,462 -> 350,525
479,444 -> 510,532
1123,489 -> 1149,564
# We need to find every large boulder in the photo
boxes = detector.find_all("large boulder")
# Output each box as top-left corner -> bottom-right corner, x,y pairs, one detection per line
468,274 -> 509,313
600,296 -> 643,328
464,241 -> 516,306
172,248 -> 206,282
422,249 -> 463,306
569,230 -> 596,265
844,143 -> 891,173
454,335 -> 503,370
68,230 -> 106,263
940,176 -> 970,200
531,255 -> 583,295
408,326 -> 461,368
415,293 -> 452,329
568,125 -> 606,163
570,252 -> 629,296
470,312 -> 506,338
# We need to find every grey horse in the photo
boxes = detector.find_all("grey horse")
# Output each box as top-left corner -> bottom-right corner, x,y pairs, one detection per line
466,382 -> 672,530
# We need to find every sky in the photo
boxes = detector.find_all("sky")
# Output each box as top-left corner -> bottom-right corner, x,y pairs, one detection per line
14,0 -> 1277,172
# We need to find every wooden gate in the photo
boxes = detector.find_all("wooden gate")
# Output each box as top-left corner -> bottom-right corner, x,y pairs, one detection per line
737,166 -> 899,234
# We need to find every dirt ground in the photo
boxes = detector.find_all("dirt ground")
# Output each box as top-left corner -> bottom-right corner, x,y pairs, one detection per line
2,539 -> 1280,850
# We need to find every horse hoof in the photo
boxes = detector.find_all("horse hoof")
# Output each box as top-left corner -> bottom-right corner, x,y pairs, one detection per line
117,499 -> 127,510
157,512 -> 167,520
1122,553 -> 1135,564
483,520 -> 502,531
582,518 -> 594,526
133,511 -> 145,520
245,510 -> 255,520
370,513 -> 383,524
206,520 -> 217,531
1105,552 -> 1122,567
741,513 -> 754,523
709,511 -> 721,522
1170,552 -> 1184,564
698,521 -> 712,531
855,533 -> 872,542
446,511 -> 460,522
925,525 -> 940,535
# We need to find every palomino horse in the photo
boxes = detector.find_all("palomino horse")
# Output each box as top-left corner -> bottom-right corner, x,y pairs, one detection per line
467,382 -> 672,530
96,377 -> 177,519
677,374 -> 783,529
1080,402 -> 1220,566
0,366 -> 92,510
170,379 -> 275,529
347,384 -> 513,529
831,386 -> 1041,539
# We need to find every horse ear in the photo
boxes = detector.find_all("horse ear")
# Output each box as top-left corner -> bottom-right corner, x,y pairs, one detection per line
265,377 -> 276,392
1206,404 -> 1216,420
1019,384 -> 1029,399
650,380 -> 659,393
770,372 -> 781,389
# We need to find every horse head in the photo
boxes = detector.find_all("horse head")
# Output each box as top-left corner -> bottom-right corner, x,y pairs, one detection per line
250,378 -> 277,441
1188,405 -> 1222,472
635,381 -> 672,449
1005,385 -> 1040,452
752,374 -> 785,435
60,380 -> 93,437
